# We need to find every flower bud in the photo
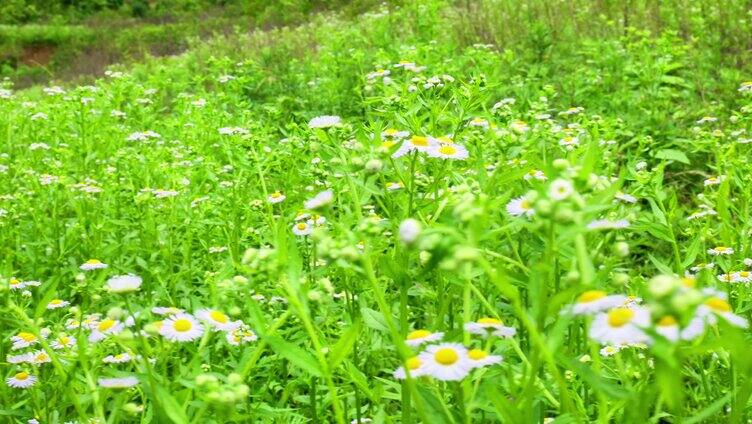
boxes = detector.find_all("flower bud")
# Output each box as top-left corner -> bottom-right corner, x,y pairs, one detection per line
399,218 -> 421,245
649,275 -> 679,298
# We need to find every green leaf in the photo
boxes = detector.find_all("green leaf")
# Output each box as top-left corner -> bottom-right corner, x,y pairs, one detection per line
360,307 -> 389,332
655,149 -> 689,164
154,385 -> 189,424
327,319 -> 362,369
264,336 -> 323,377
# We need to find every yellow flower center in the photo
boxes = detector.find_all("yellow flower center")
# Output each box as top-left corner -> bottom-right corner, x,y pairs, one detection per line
296,223 -> 308,231
607,308 -> 635,327
58,336 -> 70,344
740,271 -> 750,278
520,199 -> 531,209
35,353 -> 48,361
577,290 -> 607,303
477,317 -> 502,325
50,299 -> 62,305
705,298 -> 731,312
380,140 -> 396,148
384,129 -> 398,136
406,357 -> 422,370
438,136 -> 453,144
98,319 -> 116,332
468,349 -> 487,360
657,316 -> 677,326
10,278 -> 20,286
271,192 -> 281,198
434,348 -> 459,365
681,277 -> 696,288
438,145 -> 457,156
173,319 -> 192,332
209,311 -> 229,324
15,372 -> 29,381
18,332 -> 36,342
86,259 -> 101,264
715,246 -> 727,251
411,136 -> 429,147
406,329 -> 431,340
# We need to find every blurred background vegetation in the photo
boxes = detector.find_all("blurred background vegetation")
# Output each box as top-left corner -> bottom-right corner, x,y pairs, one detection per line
0,0 -> 750,90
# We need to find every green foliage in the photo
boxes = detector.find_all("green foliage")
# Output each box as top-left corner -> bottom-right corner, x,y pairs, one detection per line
1,0 -> 752,423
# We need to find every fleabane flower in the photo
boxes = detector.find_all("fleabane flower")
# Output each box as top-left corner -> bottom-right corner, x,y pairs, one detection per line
708,246 -> 734,256
587,219 -> 630,230
614,192 -> 637,203
405,329 -> 444,347
103,353 -> 133,364
466,349 -> 503,368
98,376 -> 139,388
569,291 -> 627,315
292,221 -> 313,236
6,371 -> 37,389
506,196 -> 535,217
698,297 -> 748,329
196,309 -> 241,331
304,190 -> 333,210
392,135 -> 437,158
653,315 -> 681,342
418,343 -> 473,381
89,319 -> 124,342
80,259 -> 108,271
548,179 -> 574,201
46,299 -> 70,309
427,143 -> 469,160
50,335 -> 75,350
160,314 -> 204,342
105,275 -> 142,293
393,356 -> 426,379
464,318 -> 516,338
703,176 -> 725,186
308,115 -> 341,129
267,191 -> 286,203
589,306 -> 651,345
11,332 -> 39,350
226,326 -> 258,346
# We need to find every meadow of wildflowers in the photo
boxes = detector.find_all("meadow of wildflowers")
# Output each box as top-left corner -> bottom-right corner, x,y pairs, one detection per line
2,1 -> 752,423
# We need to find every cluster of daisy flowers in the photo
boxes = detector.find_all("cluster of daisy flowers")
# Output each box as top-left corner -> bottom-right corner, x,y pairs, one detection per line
393,318 -> 515,381
381,131 -> 469,161
567,275 -> 748,355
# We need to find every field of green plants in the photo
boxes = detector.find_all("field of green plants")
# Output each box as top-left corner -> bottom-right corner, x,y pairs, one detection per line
3,0 -> 752,423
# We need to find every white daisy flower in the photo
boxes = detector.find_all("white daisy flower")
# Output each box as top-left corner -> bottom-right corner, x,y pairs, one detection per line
708,246 -> 734,256
569,291 -> 627,315
88,319 -> 125,343
548,179 -> 574,201
405,329 -> 444,347
523,170 -> 547,181
381,129 -> 409,139
50,335 -> 75,350
9,278 -> 25,290
466,349 -> 503,368
80,259 -> 108,271
267,191 -> 286,203
418,343 -> 473,381
599,345 -> 621,356
98,376 -> 139,388
7,353 -> 31,364
46,299 -> 70,309
614,191 -> 637,203
226,326 -> 258,346
703,176 -> 725,186
392,135 -> 437,158
196,309 -> 241,331
105,275 -> 142,293
29,350 -> 51,365
654,315 -> 681,341
308,115 -> 341,129
11,332 -> 39,350
160,314 -> 204,342
464,318 -> 516,338
586,219 -> 630,230
151,306 -> 184,315
393,356 -> 426,379
6,371 -> 37,388
398,219 -> 421,244
292,221 -> 313,236
103,353 -> 133,364
427,143 -> 469,160
386,182 -> 404,191
506,196 -> 535,217
589,306 -> 651,345
699,297 -> 748,329
304,190 -> 334,210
